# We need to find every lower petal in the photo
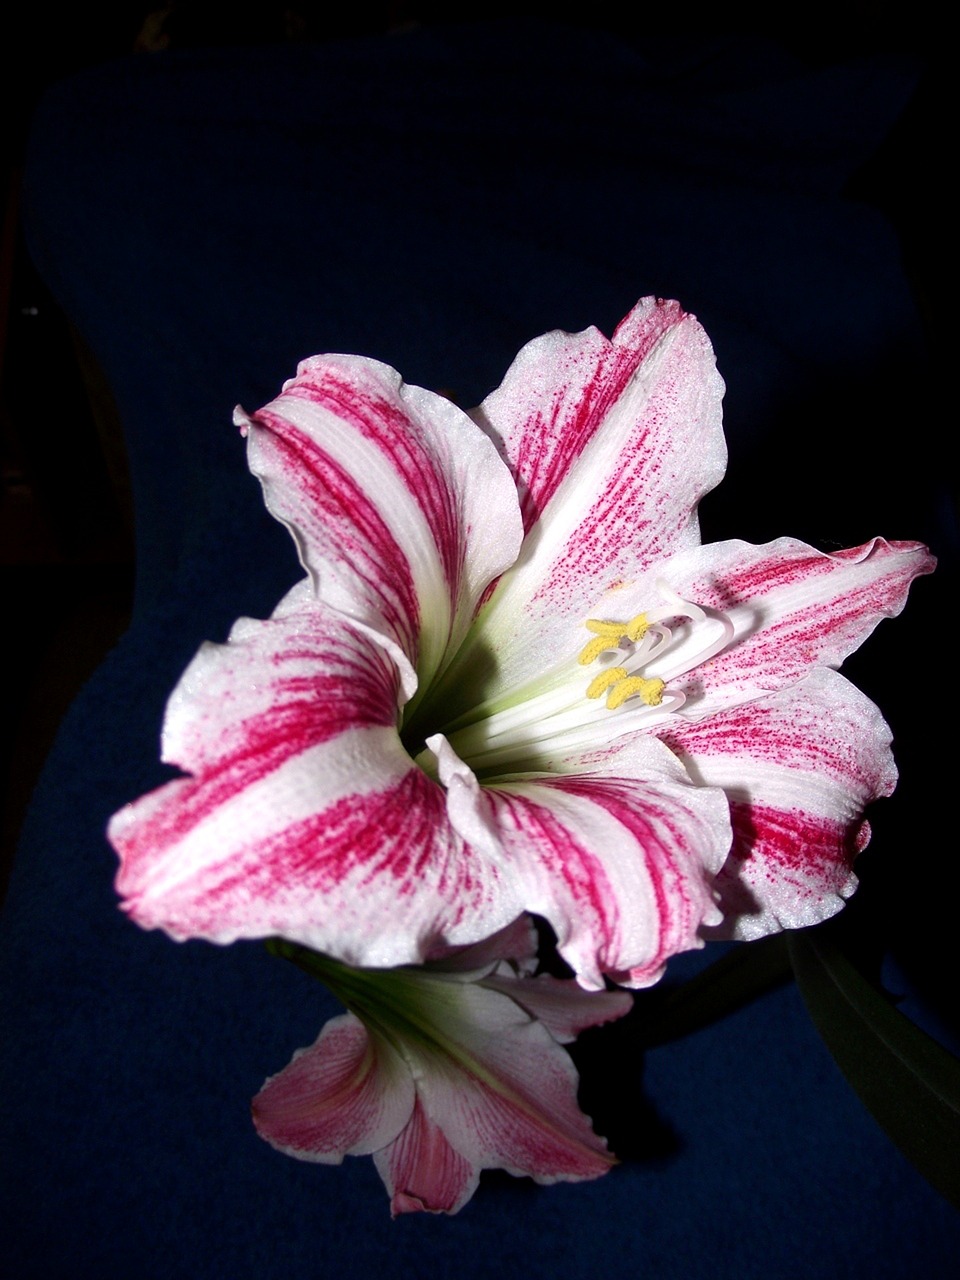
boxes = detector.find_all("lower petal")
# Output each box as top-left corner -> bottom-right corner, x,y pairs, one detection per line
373,1097 -> 478,1216
252,1014 -> 415,1162
113,745 -> 513,967
109,596 -> 520,967
483,737 -> 731,988
660,667 -> 896,937
483,970 -> 633,1045
414,983 -> 616,1184
713,801 -> 868,939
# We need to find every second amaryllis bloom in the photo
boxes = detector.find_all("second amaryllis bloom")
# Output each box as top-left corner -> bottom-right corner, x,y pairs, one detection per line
253,919 -> 631,1215
108,298 -> 934,988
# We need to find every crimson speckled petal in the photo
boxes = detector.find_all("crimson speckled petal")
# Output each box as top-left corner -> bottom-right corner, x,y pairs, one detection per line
662,667 -> 900,937
237,353 -> 523,700
463,298 -> 726,702
656,535 -> 935,718
110,584 -> 522,966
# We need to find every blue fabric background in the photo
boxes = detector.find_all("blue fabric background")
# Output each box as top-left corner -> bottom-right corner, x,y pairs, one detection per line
2,23 -> 955,1277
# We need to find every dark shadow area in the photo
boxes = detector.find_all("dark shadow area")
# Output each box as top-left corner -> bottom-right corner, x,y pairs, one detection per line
571,1007 -> 682,1163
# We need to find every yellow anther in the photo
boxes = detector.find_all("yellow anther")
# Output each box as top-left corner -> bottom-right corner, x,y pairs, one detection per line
581,612 -> 663,712
624,613 -> 649,643
606,675 -> 665,710
578,634 -> 619,666
585,619 -> 630,637
586,666 -> 628,700
580,613 -> 649,665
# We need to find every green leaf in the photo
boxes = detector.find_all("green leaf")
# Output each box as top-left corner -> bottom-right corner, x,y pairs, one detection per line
788,925 -> 960,1209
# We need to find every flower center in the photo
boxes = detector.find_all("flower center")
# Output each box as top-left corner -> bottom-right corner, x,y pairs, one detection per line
428,580 -> 734,779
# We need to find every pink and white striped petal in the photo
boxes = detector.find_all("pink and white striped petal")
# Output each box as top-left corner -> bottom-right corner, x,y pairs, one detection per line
411,981 -> 617,1186
252,1013 -> 415,1162
110,589 -> 519,967
373,1097 -> 478,1216
236,353 -> 523,696
661,667 -> 898,938
465,298 -> 726,701
483,969 -> 633,1045
478,738 -> 731,988
651,535 -> 935,719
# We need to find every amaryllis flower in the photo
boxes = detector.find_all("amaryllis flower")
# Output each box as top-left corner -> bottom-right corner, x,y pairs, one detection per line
108,298 -> 933,987
252,918 -> 631,1215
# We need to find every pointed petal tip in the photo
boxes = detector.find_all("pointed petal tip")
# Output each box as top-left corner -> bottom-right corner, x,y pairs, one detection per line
390,1191 -> 431,1216
611,294 -> 686,337
839,535 -> 935,564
